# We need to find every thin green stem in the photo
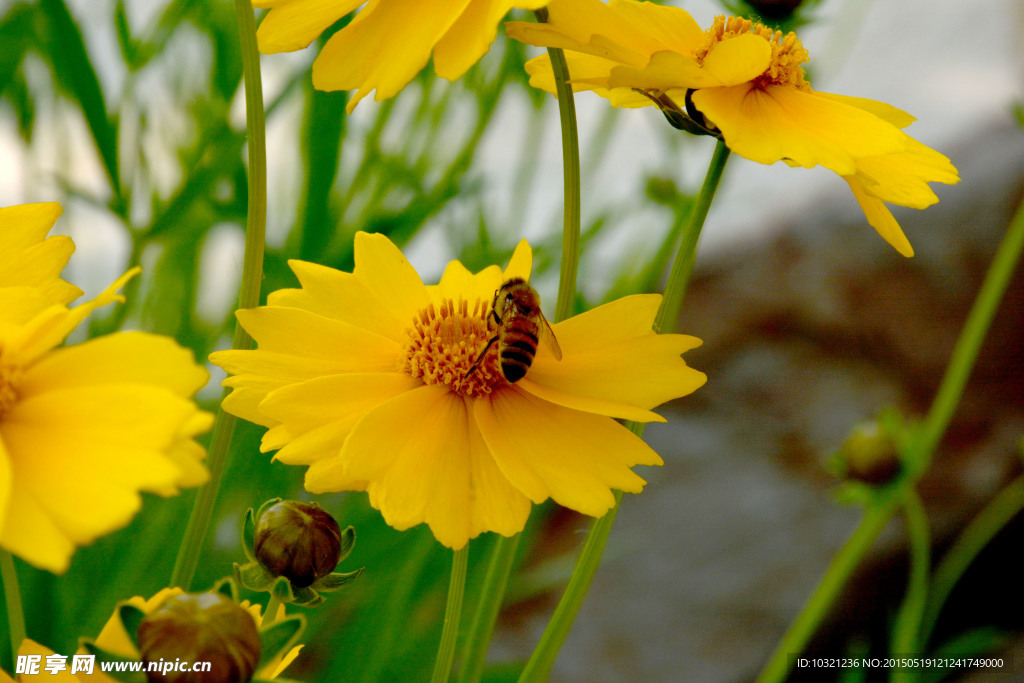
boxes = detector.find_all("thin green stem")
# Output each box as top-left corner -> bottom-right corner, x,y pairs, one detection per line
431,547 -> 469,683
1,551 -> 25,669
457,535 -> 521,683
909,198 -> 1024,473
519,139 -> 731,682
263,595 -> 282,629
919,474 -> 1024,648
170,0 -> 266,590
654,139 -> 729,334
757,195 -> 1024,683
890,490 -> 931,683
458,15 -> 583,680
543,37 -> 581,323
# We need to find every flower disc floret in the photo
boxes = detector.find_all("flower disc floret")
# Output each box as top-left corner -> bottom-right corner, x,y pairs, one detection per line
698,16 -> 809,90
402,298 -> 501,397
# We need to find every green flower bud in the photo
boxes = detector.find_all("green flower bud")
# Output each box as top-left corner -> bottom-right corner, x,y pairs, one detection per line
745,0 -> 805,21
254,500 -> 342,589
837,421 -> 901,486
137,592 -> 261,683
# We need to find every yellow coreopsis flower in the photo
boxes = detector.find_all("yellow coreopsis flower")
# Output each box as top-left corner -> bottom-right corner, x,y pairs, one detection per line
253,0 -> 551,113
506,0 -> 960,257
211,232 -> 705,549
0,268 -> 212,573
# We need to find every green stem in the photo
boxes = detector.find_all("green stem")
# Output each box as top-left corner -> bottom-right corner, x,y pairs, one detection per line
654,139 -> 729,334
919,474 -> 1024,648
908,198 -> 1024,473
170,0 -> 266,590
757,194 -> 1024,683
0,551 -> 25,669
458,19 -> 583,681
263,595 -> 282,629
890,490 -> 930,683
457,535 -> 521,683
431,547 -> 469,683
519,139 -> 731,682
546,42 -> 581,324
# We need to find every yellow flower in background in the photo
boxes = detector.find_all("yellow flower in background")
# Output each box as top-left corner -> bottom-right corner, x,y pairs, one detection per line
0,203 -> 82,305
211,232 -> 705,549
0,268 -> 212,573
507,0 -> 960,257
253,0 -> 551,112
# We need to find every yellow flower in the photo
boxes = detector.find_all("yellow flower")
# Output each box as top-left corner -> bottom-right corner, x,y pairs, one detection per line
211,232 -> 705,549
1,589 -> 300,682
0,203 -> 82,305
253,0 -> 551,112
0,271 -> 212,573
507,0 -> 959,257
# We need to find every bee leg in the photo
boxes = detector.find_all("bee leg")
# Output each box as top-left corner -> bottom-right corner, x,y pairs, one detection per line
465,335 -> 499,378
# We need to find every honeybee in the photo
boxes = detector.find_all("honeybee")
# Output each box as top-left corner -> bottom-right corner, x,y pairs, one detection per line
466,277 -> 562,383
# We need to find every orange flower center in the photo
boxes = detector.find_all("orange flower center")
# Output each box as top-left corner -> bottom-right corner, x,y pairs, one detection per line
401,298 -> 503,397
698,15 -> 810,90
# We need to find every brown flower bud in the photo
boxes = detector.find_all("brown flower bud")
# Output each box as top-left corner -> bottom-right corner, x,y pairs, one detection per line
254,500 -> 342,588
137,592 -> 261,683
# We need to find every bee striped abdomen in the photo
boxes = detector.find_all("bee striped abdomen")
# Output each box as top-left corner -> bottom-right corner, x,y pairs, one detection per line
499,321 -> 539,383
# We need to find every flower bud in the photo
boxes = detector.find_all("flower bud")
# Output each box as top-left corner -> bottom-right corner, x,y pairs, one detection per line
836,421 -> 901,486
254,500 -> 342,589
136,592 -> 261,683
745,0 -> 805,21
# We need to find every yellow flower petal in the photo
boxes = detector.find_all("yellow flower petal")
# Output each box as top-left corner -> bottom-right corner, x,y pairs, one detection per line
434,0 -> 518,81
524,52 -> 655,106
607,34 -> 771,90
235,306 -> 401,370
692,85 -> 907,174
0,476 -> 76,573
815,91 -> 917,129
255,0 -> 362,53
7,268 -> 139,367
0,437 -> 11,543
270,259 -> 408,343
259,372 -> 420,457
518,294 -> 705,421
475,386 -> 661,517
313,0 -> 473,112
0,202 -> 82,305
352,231 -> 431,329
851,137 -> 959,208
12,640 -> 80,683
19,331 -> 208,399
844,176 -> 915,257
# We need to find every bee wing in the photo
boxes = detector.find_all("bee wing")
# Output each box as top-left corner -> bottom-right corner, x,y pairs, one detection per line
539,315 -> 562,361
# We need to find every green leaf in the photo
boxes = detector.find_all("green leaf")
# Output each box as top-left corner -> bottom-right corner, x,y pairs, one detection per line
256,615 -> 306,672
37,0 -> 120,199
317,567 -> 364,592
117,604 -> 147,649
337,525 -> 356,562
